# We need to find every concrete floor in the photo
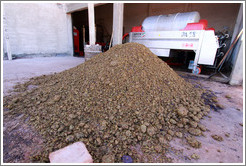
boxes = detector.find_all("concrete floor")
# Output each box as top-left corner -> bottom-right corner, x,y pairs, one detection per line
2,57 -> 244,163
3,56 -> 85,96
168,78 -> 243,163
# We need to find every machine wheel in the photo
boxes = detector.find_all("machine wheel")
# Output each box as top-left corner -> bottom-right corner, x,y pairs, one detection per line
192,66 -> 201,74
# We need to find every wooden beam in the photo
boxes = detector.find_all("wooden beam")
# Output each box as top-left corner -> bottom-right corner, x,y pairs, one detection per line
112,3 -> 124,46
88,3 -> 96,45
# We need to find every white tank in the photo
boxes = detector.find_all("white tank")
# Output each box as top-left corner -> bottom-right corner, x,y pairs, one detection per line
142,11 -> 200,32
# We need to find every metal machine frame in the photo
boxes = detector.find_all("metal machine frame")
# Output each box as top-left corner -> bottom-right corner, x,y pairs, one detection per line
129,30 -> 219,74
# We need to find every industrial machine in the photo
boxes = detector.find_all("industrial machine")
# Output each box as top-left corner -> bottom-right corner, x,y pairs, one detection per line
127,11 -> 220,74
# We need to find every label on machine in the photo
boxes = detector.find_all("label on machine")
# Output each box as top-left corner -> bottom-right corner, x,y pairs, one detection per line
181,31 -> 197,38
132,32 -> 146,38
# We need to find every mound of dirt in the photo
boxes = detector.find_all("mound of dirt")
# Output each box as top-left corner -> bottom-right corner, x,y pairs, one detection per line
4,43 -> 212,163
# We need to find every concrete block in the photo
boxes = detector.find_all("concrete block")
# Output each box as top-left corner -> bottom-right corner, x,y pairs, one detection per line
49,142 -> 93,163
84,44 -> 102,61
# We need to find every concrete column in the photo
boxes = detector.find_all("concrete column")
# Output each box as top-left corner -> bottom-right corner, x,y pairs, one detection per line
88,3 -> 96,45
231,4 -> 243,44
228,3 -> 243,85
112,3 -> 124,46
229,36 -> 244,85
85,3 -> 101,61
229,4 -> 243,67
3,7 -> 12,60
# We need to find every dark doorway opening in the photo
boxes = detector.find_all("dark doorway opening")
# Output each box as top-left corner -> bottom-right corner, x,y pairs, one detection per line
71,4 -> 113,56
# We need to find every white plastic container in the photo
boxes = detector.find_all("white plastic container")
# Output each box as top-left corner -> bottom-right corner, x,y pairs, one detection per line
142,11 -> 200,32
188,60 -> 194,69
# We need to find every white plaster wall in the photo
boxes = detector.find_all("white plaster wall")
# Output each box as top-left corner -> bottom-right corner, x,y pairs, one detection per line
3,3 -> 73,56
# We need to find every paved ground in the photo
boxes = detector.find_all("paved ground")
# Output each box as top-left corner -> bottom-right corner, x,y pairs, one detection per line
168,77 -> 244,163
3,56 -> 85,96
2,57 -> 244,163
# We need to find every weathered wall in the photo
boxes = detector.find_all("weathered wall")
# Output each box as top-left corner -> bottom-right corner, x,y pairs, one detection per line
95,3 -> 113,42
3,3 -> 73,58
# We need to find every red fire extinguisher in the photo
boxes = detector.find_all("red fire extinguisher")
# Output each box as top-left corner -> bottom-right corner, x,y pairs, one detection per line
73,26 -> 79,53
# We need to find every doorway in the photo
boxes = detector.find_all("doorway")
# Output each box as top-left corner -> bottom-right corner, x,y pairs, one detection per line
71,4 -> 113,56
